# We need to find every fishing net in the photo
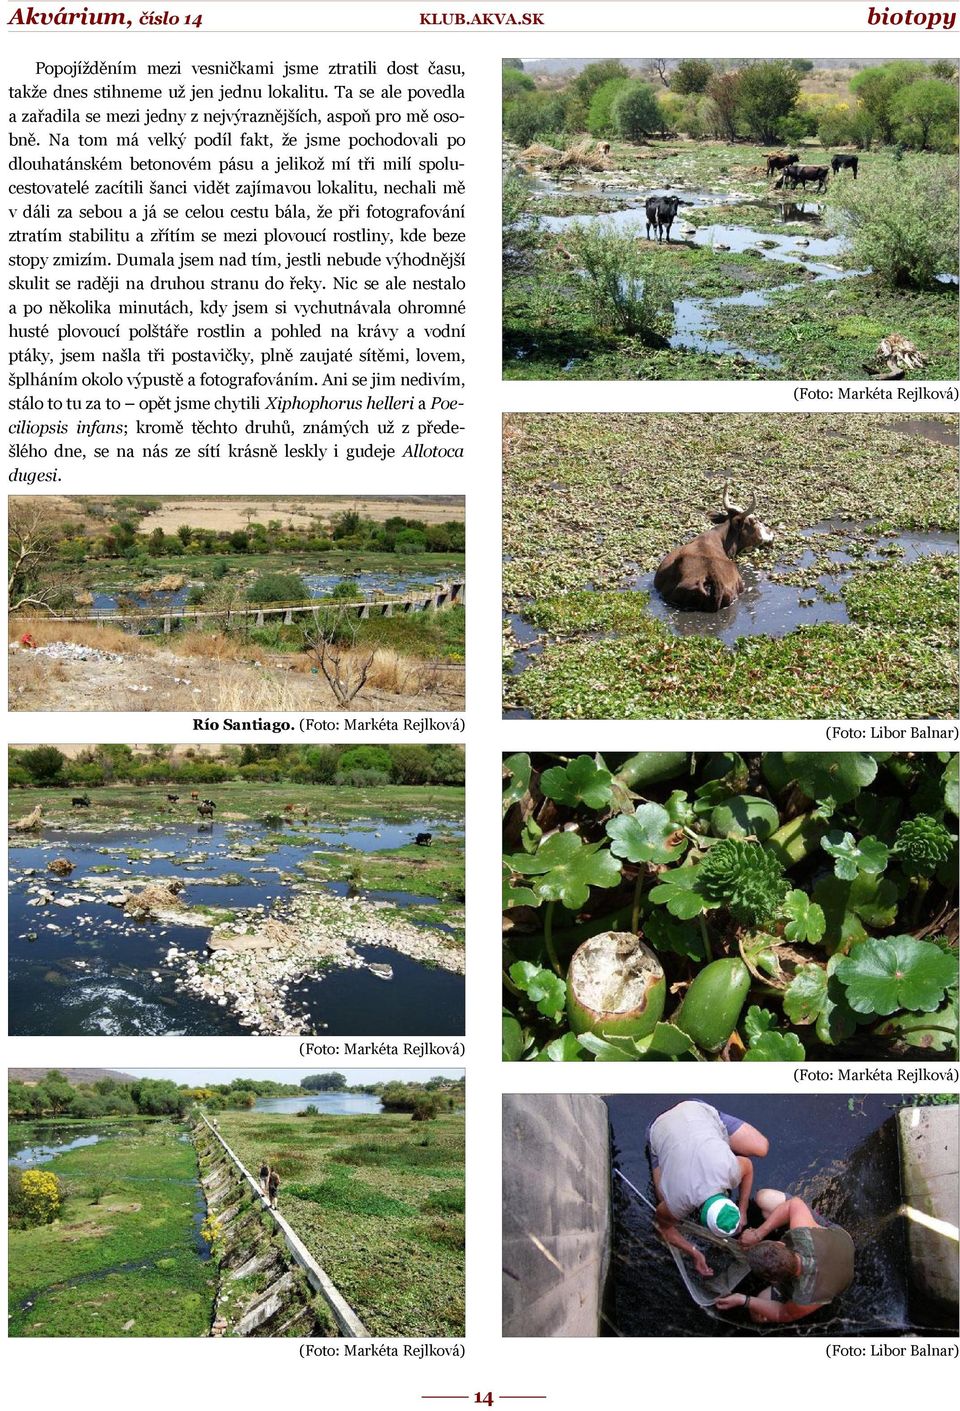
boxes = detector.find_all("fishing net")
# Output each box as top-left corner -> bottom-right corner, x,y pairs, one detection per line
668,1217 -> 751,1306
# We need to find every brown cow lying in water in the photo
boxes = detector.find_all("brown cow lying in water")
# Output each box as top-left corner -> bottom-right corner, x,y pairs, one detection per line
654,483 -> 775,610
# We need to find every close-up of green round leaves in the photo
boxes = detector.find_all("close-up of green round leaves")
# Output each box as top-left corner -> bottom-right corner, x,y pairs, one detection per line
834,936 -> 958,1016
503,751 -> 959,1062
606,803 -> 687,865
506,831 -> 622,911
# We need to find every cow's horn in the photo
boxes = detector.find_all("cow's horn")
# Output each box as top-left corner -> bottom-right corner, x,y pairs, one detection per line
721,481 -> 740,513
743,491 -> 757,516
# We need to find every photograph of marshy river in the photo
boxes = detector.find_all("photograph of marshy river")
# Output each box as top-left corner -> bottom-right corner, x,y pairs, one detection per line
8,494 -> 465,713
503,413 -> 958,720
502,58 -> 958,380
8,745 -> 465,1036
9,1068 -> 465,1338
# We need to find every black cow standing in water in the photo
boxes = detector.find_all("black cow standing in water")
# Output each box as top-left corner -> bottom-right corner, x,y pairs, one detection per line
645,194 -> 683,243
831,154 -> 859,179
775,164 -> 830,193
414,832 -> 432,847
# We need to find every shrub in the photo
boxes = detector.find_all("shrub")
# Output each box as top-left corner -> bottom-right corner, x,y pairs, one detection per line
329,579 -> 362,600
564,220 -> 676,341
18,745 -> 66,785
245,571 -> 308,604
735,60 -> 802,143
890,79 -> 958,151
587,77 -> 629,137
670,58 -> 713,95
611,80 -> 664,140
10,1168 -> 64,1227
828,158 -> 959,288
503,172 -> 540,275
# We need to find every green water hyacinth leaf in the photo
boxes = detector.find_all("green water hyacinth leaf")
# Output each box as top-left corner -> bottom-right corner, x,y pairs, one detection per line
540,754 -> 614,810
782,889 -> 826,944
664,789 -> 695,830
777,752 -> 878,806
783,966 -> 828,1025
743,1005 -> 777,1043
535,1032 -> 584,1062
943,754 -> 959,818
506,832 -> 622,910
643,907 -> 707,961
821,831 -> 890,882
835,936 -> 958,1016
606,802 -> 686,865
502,752 -> 532,818
813,871 -> 899,951
648,866 -> 707,919
509,961 -> 567,1020
502,862 -> 539,910
814,955 -> 859,1046
576,1031 -> 640,1061
875,1000 -> 958,1053
635,1022 -> 702,1059
710,795 -> 780,842
742,1031 -> 806,1062
577,1022 -> 700,1061
782,954 -> 860,1045
502,1011 -> 524,1061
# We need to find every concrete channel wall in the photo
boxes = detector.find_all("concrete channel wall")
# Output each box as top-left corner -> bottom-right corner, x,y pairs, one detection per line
502,1094 -> 611,1338
200,1113 -> 369,1338
896,1104 -> 960,1325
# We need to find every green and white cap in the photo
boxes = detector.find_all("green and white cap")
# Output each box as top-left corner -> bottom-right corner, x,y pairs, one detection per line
699,1194 -> 741,1237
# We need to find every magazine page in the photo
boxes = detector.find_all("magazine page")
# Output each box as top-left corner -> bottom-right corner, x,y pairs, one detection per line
2,1 -> 958,1405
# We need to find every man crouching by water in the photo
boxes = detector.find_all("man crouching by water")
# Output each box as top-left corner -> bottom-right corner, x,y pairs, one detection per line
715,1189 -> 854,1324
649,1101 -> 770,1278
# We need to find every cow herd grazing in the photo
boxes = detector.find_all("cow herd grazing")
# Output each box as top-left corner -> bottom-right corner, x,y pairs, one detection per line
636,151 -> 859,247
769,150 -> 859,194
654,481 -> 775,612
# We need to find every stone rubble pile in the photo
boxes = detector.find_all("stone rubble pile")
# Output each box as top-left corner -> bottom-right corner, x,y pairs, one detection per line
10,641 -> 126,664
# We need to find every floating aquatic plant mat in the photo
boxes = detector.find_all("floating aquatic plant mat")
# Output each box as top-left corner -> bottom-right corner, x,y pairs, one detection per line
502,412 -> 958,720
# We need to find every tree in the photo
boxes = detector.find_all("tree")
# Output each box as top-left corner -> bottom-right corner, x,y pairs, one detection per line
706,70 -> 743,140
502,67 -> 534,100
850,61 -> 927,144
129,1078 -> 187,1116
302,1072 -> 348,1091
735,60 -> 802,142
671,59 -> 713,95
37,1070 -> 75,1115
789,59 -> 815,74
890,79 -> 957,150
588,77 -> 630,137
929,59 -> 958,82
8,500 -> 60,613
502,57 -> 525,71
19,746 -> 66,786
573,60 -> 629,103
611,81 -> 664,141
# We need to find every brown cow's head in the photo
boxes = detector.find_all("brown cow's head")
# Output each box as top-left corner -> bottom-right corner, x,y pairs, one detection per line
710,481 -> 775,552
